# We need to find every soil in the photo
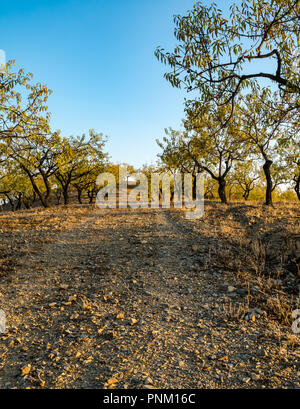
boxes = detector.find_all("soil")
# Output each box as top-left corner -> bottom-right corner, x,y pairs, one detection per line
0,203 -> 299,389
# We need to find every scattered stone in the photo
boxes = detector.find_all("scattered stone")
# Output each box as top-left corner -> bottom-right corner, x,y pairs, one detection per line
237,288 -> 248,296
0,204 -> 298,389
144,377 -> 154,385
144,384 -> 156,389
244,311 -> 257,322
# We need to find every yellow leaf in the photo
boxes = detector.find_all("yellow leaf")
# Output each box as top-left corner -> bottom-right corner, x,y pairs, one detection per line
218,356 -> 229,361
107,378 -> 118,385
21,364 -> 31,376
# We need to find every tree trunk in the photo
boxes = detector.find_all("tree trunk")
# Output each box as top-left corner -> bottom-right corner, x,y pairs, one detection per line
76,188 -> 83,204
263,159 -> 273,205
56,190 -> 61,205
295,175 -> 300,201
22,197 -> 31,209
243,188 -> 250,201
63,189 -> 70,205
88,191 -> 94,204
217,178 -> 227,204
39,170 -> 52,208
88,189 -> 97,204
16,193 -> 22,210
25,170 -> 51,208
42,197 -> 51,208
43,187 -> 52,207
192,176 -> 197,200
5,194 -> 15,211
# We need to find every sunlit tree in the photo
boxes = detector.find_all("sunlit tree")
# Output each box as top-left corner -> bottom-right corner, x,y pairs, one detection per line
156,0 -> 300,118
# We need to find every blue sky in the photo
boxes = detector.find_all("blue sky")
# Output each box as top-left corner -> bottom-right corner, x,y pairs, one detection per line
1,0 -> 278,168
1,0 -> 199,167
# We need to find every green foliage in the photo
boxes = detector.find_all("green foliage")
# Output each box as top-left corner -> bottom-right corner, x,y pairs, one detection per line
0,63 -> 108,209
155,0 -> 300,111
0,61 -> 51,141
56,130 -> 108,204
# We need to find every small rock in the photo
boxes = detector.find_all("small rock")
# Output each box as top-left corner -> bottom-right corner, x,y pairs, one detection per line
237,288 -> 248,296
144,377 -> 154,385
192,245 -> 200,252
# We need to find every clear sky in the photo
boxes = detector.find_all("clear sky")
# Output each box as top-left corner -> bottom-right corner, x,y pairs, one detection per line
1,0 -> 199,167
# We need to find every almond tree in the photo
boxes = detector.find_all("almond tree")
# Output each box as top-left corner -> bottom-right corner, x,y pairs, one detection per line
0,162 -> 36,210
55,130 -> 108,205
185,103 -> 249,204
0,61 -> 51,141
6,132 -> 60,208
231,161 -> 260,200
157,128 -> 199,175
157,128 -> 202,200
278,131 -> 300,200
238,88 -> 297,205
155,0 -> 300,117
158,103 -> 248,204
1,61 -> 55,207
73,160 -> 109,205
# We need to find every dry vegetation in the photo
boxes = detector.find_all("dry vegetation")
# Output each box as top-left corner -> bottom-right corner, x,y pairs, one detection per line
0,201 -> 299,389
184,201 -> 300,322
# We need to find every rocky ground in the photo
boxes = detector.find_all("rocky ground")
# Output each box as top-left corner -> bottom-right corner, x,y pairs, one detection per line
0,202 -> 299,389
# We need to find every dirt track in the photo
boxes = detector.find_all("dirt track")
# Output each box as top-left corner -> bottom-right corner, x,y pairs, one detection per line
0,205 -> 299,388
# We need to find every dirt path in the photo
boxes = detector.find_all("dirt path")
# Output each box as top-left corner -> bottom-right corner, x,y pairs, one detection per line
0,207 -> 299,388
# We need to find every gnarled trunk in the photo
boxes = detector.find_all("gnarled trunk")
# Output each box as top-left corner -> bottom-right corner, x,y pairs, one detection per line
22,197 -> 31,209
243,191 -> 249,201
76,188 -> 83,204
63,188 -> 70,205
24,170 -> 51,208
263,159 -> 273,205
295,175 -> 300,201
217,177 -> 227,204
88,188 -> 97,204
5,193 -> 15,211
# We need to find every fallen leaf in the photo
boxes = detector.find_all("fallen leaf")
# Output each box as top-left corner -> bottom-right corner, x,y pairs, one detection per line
107,377 -> 118,385
21,364 -> 31,376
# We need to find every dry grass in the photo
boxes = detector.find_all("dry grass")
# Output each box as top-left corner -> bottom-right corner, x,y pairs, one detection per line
183,201 -> 300,327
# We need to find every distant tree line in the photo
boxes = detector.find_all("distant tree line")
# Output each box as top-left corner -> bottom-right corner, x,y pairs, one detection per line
0,61 -> 108,210
155,0 -> 299,205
